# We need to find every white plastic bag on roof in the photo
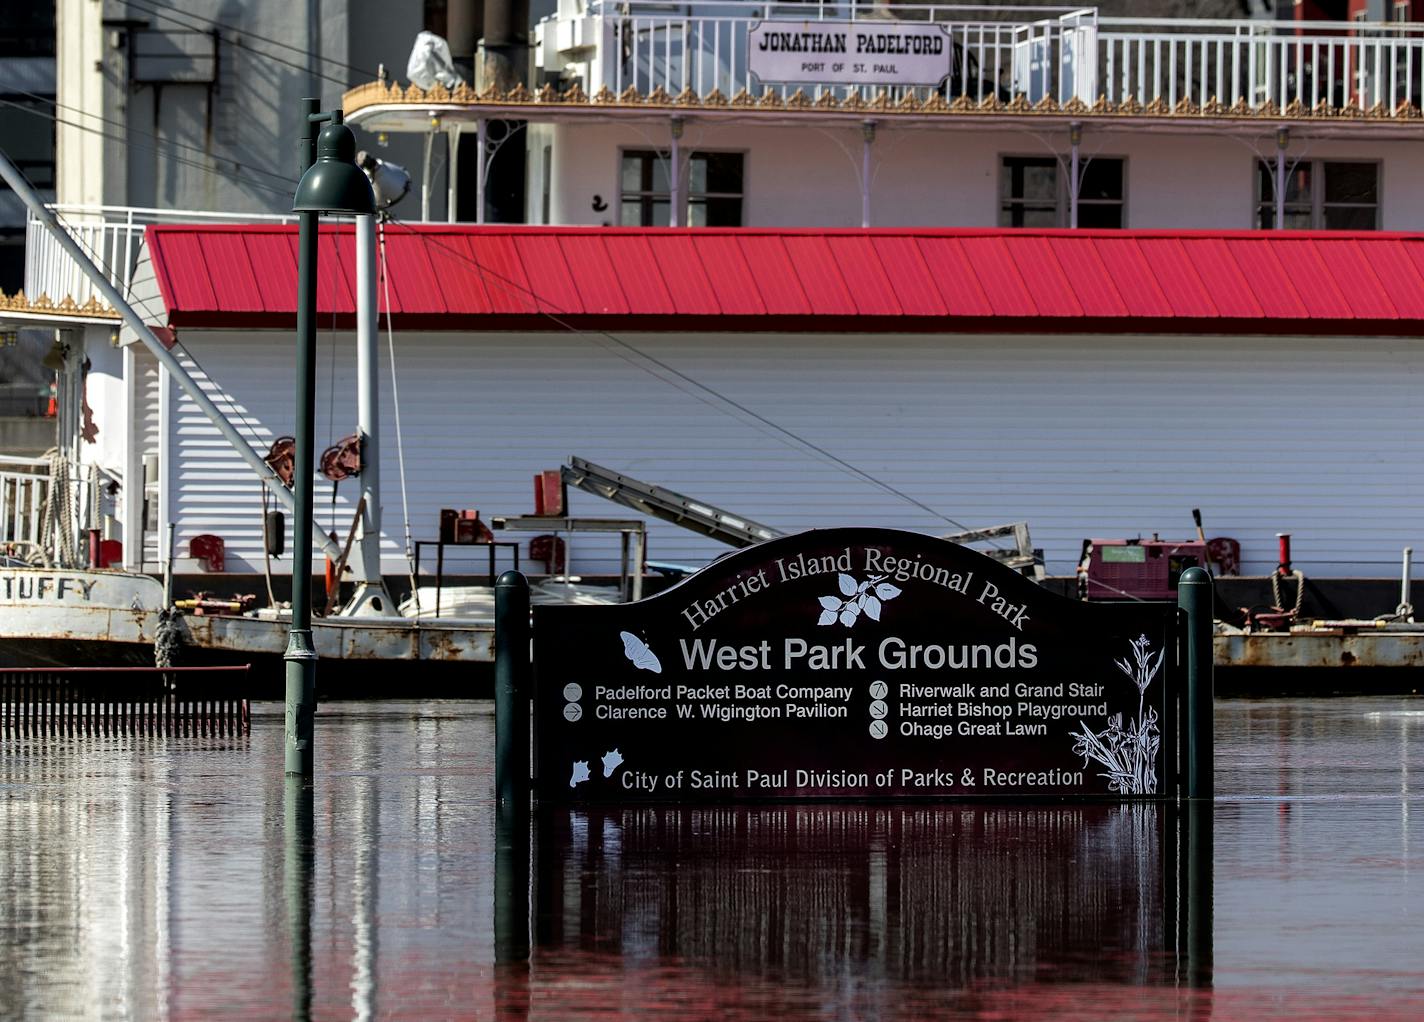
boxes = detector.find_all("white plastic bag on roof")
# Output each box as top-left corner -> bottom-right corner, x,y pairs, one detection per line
406,31 -> 463,90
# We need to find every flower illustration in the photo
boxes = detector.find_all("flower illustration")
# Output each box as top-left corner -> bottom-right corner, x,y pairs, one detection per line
1068,636 -> 1163,795
816,573 -> 901,627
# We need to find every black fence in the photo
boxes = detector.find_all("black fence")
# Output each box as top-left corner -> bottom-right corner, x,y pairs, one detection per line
0,666 -> 251,736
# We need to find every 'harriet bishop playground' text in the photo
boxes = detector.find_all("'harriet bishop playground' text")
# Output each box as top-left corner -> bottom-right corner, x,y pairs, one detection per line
679,636 -> 1039,672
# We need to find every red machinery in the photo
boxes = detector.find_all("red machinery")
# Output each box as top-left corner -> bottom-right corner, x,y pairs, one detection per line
1078,536 -> 1208,601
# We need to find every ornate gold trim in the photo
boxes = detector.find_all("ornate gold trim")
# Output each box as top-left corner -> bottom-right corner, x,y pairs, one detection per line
338,76 -> 1424,127
0,291 -> 119,320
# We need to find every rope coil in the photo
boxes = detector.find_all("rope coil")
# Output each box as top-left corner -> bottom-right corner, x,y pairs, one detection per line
1270,569 -> 1306,618
154,608 -> 184,669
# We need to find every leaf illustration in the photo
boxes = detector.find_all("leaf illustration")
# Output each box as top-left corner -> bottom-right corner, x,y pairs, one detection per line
863,595 -> 882,620
839,608 -> 858,627
818,595 -> 841,611
817,609 -> 838,626
838,573 -> 858,596
856,593 -> 868,609
858,580 -> 872,594
874,583 -> 902,601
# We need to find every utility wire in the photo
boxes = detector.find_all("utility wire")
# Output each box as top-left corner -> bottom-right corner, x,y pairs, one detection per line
122,0 -> 369,89
384,216 -> 985,539
0,99 -> 297,202
13,58 -> 1001,549
123,0 -> 381,79
5,135 -> 291,457
4,86 -> 300,187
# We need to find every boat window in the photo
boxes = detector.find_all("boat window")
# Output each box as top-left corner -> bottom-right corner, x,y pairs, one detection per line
999,156 -> 1124,228
1255,159 -> 1379,230
619,150 -> 745,227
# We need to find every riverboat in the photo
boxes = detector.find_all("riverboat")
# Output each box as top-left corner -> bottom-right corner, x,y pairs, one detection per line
4,4 -> 1423,683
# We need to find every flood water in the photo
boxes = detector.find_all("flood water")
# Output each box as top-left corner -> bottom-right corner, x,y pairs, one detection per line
2,697 -> 1422,1020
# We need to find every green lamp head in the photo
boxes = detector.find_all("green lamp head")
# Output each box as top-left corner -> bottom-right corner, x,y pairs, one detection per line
293,112 -> 376,215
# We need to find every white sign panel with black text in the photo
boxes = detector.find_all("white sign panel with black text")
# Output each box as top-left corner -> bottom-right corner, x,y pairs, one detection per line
747,20 -> 953,88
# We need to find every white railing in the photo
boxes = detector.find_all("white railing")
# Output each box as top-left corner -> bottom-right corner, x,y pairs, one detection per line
539,3 -> 1424,113
0,455 -> 107,568
24,204 -> 296,310
0,456 -> 53,560
1097,17 -> 1424,112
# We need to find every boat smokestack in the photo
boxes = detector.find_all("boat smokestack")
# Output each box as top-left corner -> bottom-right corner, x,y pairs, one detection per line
482,0 -> 529,93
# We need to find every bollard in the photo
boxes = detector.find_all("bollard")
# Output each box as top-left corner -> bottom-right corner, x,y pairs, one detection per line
494,570 -> 531,810
494,801 -> 531,963
1178,566 -> 1214,800
1186,798 -> 1215,987
284,775 -> 315,1020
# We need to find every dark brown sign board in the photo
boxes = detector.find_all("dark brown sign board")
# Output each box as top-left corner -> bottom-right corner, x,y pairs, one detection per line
533,529 -> 1181,803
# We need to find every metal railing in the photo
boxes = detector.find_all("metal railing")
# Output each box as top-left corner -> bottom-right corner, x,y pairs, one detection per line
0,455 -> 54,558
1096,17 -> 1424,112
0,454 -> 104,568
538,3 -> 1424,113
24,204 -> 296,310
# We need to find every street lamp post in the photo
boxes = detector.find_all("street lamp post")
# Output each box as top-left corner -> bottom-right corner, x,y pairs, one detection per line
285,102 -> 376,777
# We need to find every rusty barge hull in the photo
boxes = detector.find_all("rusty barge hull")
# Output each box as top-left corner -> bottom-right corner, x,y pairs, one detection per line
1216,631 -> 1424,671
3,570 -> 1421,693
0,608 -> 495,664
0,568 -> 497,692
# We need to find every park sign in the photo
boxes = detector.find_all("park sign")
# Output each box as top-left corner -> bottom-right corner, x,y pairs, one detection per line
747,21 -> 953,89
532,529 -> 1182,803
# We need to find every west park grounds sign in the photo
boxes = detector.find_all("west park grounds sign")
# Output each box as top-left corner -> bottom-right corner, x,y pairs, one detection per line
533,529 -> 1183,803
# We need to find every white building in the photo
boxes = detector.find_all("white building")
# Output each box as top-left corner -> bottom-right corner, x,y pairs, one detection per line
95,222 -> 1424,583
8,3 -> 1424,589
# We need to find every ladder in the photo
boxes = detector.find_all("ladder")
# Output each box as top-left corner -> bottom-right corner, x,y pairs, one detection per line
563,457 -> 1042,580
941,522 -> 1044,580
561,457 -> 783,548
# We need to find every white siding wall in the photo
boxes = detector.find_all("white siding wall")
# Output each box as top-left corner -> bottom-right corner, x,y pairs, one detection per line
128,347 -> 162,568
543,122 -> 1424,230
162,329 -> 1424,579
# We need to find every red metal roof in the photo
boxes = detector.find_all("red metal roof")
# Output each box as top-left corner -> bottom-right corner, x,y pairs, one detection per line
142,224 -> 1424,335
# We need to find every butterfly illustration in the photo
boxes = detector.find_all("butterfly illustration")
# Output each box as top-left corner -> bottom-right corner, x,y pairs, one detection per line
619,631 -> 662,673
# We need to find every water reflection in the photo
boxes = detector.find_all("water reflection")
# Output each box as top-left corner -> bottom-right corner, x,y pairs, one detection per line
1,699 -> 1422,1020
530,803 -> 1189,986
285,777 -> 315,1021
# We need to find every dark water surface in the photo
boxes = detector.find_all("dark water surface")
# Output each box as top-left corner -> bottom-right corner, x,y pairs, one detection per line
2,697 -> 1422,1020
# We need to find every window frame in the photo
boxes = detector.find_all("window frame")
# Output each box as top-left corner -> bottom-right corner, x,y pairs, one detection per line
616,147 -> 747,228
998,153 -> 1128,228
1254,157 -> 1382,230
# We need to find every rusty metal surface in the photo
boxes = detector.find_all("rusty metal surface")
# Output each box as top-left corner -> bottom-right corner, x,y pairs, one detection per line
188,614 -> 495,662
0,567 -> 495,663
1216,632 -> 1424,669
